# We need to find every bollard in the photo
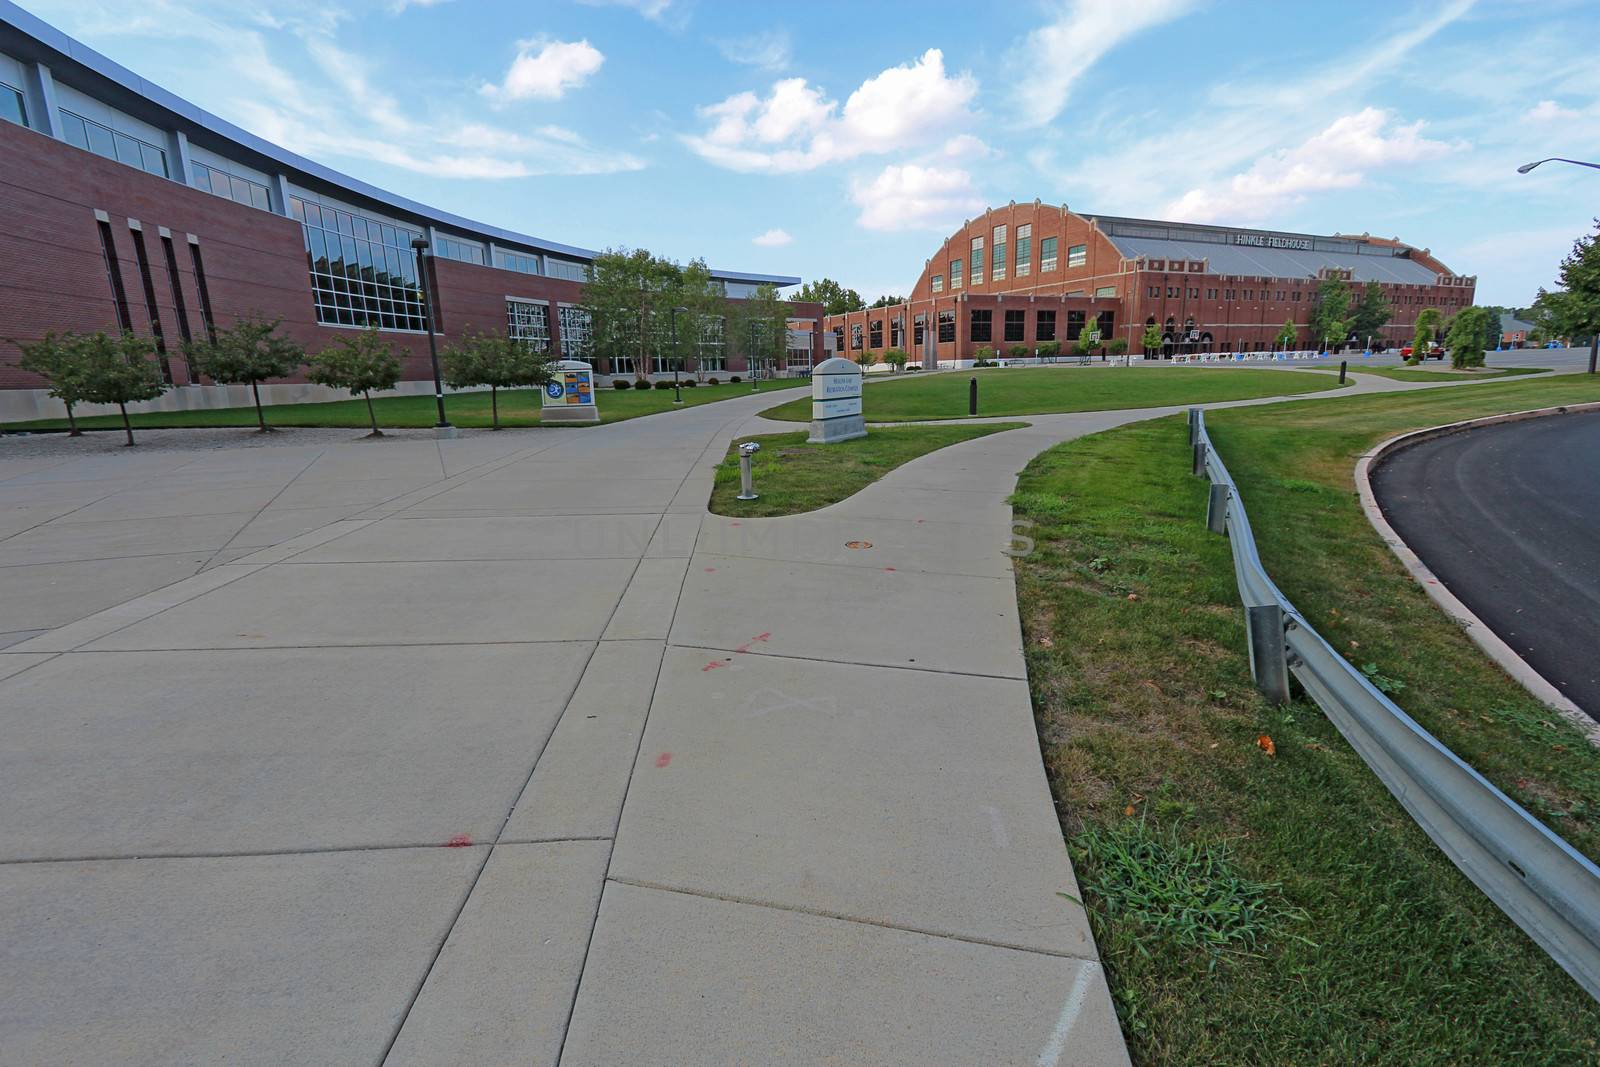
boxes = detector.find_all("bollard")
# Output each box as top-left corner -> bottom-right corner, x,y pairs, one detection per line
737,441 -> 760,501
1246,604 -> 1291,703
969,376 -> 978,416
1339,359 -> 1347,385
1206,483 -> 1229,534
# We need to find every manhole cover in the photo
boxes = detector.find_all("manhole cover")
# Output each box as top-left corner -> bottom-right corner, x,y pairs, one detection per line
845,540 -> 873,550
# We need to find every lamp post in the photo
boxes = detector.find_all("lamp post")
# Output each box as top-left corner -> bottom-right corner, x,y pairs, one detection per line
1517,157 -> 1600,174
750,320 -> 760,392
1518,158 -> 1600,373
669,305 -> 688,405
410,236 -> 451,432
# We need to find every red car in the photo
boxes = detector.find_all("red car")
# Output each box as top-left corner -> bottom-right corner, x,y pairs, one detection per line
1399,345 -> 1445,360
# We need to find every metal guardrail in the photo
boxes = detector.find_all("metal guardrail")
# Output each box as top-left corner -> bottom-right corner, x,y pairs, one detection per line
1188,407 -> 1600,1002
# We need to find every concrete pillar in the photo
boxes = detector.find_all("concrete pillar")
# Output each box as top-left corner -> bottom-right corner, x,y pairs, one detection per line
269,174 -> 293,217
168,129 -> 195,186
23,61 -> 60,138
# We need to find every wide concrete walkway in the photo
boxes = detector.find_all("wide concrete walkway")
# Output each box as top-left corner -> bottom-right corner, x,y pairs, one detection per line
0,367 -> 1529,1064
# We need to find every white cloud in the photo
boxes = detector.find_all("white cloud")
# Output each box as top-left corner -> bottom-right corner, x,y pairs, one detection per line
1164,108 -> 1457,224
717,29 -> 791,72
577,0 -> 672,21
852,163 -> 986,231
752,227 -> 793,246
481,38 -> 605,103
685,49 -> 978,173
1010,0 -> 1195,126
1525,99 -> 1581,122
940,133 -> 996,159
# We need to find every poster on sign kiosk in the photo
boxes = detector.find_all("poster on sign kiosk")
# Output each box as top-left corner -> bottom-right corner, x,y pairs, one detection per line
541,360 -> 601,423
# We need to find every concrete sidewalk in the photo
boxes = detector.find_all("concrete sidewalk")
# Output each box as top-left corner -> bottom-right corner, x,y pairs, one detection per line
2,370 -> 1446,1064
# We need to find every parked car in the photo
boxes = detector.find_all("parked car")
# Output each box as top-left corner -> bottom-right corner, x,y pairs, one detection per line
1400,344 -> 1444,360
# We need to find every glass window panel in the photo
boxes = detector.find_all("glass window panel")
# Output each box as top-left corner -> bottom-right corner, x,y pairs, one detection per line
1,84 -> 24,127
60,111 -> 88,149
114,132 -> 141,166
142,143 -> 168,177
289,196 -> 306,221
87,122 -> 116,158
335,210 -> 354,236
250,183 -> 269,210
190,162 -> 211,192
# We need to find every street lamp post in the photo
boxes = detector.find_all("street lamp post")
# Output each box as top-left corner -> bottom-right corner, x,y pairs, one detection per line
410,236 -> 452,433
750,320 -> 760,392
1518,157 -> 1600,373
669,305 -> 688,405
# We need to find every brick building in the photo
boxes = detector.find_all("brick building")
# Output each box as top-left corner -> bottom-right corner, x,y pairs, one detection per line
0,4 -> 820,421
826,200 -> 1475,367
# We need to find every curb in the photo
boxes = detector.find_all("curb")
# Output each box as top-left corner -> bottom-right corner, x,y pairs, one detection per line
1354,402 -> 1600,745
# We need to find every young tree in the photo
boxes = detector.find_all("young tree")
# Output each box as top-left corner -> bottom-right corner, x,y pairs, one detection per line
1412,308 -> 1443,358
1036,340 -> 1061,361
78,332 -> 168,446
729,282 -> 792,379
1310,278 -> 1351,349
883,348 -> 908,372
1273,320 -> 1298,351
1141,322 -> 1163,357
675,258 -> 728,380
1445,306 -> 1489,369
1349,281 -> 1391,345
16,331 -> 91,436
1482,306 -> 1504,350
1075,318 -> 1102,358
792,277 -> 864,315
581,247 -> 681,382
185,313 -> 305,432
442,330 -> 555,429
308,327 -> 402,436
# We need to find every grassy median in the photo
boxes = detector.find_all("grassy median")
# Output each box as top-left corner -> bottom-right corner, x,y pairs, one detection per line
1011,375 -> 1600,1065
708,423 -> 1025,517
1,378 -> 807,432
1352,365 -> 1546,382
758,366 -> 1342,423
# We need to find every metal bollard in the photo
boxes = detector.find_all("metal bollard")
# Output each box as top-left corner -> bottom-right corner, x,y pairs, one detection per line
969,376 -> 978,416
1339,359 -> 1348,385
737,441 -> 761,501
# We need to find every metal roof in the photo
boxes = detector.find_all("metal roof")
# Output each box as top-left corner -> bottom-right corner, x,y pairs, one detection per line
0,1 -> 799,286
1104,234 -> 1439,285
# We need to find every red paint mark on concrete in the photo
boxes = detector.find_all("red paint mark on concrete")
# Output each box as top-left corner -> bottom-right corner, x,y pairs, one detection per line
884,567 -> 897,572
704,567 -> 717,572
655,752 -> 673,768
732,632 -> 772,655
703,660 -> 726,671
729,521 -> 742,526
445,834 -> 473,848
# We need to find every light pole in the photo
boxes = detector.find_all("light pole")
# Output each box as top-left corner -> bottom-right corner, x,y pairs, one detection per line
1518,158 -> 1600,373
750,320 -> 760,392
410,236 -> 451,432
1517,157 -> 1600,174
669,305 -> 688,405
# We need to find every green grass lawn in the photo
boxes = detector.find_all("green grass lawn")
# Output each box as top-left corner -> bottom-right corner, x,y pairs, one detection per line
708,423 -> 1026,517
1353,365 -> 1546,382
1010,374 -> 1600,1065
2,377 -> 808,432
758,366 -> 1342,423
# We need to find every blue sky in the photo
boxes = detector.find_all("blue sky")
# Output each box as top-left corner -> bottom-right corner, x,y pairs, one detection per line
23,0 -> 1600,305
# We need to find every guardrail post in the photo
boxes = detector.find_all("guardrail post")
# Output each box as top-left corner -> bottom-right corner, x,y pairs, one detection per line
1246,604 -> 1291,703
1187,408 -> 1199,445
1192,440 -> 1207,477
1206,483 -> 1230,534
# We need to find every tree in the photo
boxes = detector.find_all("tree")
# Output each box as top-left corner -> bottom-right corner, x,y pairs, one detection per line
868,294 -> 906,309
1530,288 -> 1581,347
1107,338 -> 1129,359
675,258 -> 728,380
1036,340 -> 1061,361
1482,306 -> 1503,350
1545,220 -> 1600,371
793,277 -> 864,315
185,313 -> 305,432
1446,306 -> 1490,368
442,330 -> 555,429
883,348 -> 908,372
1274,320 -> 1297,351
1349,282 -> 1391,346
581,247 -> 682,381
1075,318 -> 1102,358
854,346 -> 876,370
78,332 -> 168,446
308,327 -> 402,436
1309,278 -> 1351,349
1141,322 -> 1163,356
1412,308 -> 1443,358
729,282 -> 792,379
16,331 -> 91,436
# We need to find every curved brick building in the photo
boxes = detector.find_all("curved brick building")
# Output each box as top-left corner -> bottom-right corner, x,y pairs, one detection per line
825,200 -> 1475,367
0,2 -> 817,421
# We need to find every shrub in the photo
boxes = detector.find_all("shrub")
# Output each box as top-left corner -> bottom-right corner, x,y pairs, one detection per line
682,379 -> 697,388
1008,344 -> 1030,360
654,380 -> 674,390
706,376 -> 720,386
1036,341 -> 1061,360
612,378 -> 632,389
730,375 -> 742,383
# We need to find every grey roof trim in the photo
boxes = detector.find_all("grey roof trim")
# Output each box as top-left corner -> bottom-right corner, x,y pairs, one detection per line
1103,233 -> 1440,285
0,0 -> 796,286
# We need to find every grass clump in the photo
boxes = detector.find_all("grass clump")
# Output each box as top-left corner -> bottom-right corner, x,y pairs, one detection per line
708,422 -> 1025,517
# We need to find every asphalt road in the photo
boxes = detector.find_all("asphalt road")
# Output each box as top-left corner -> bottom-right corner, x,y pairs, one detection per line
1371,411 -> 1600,719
